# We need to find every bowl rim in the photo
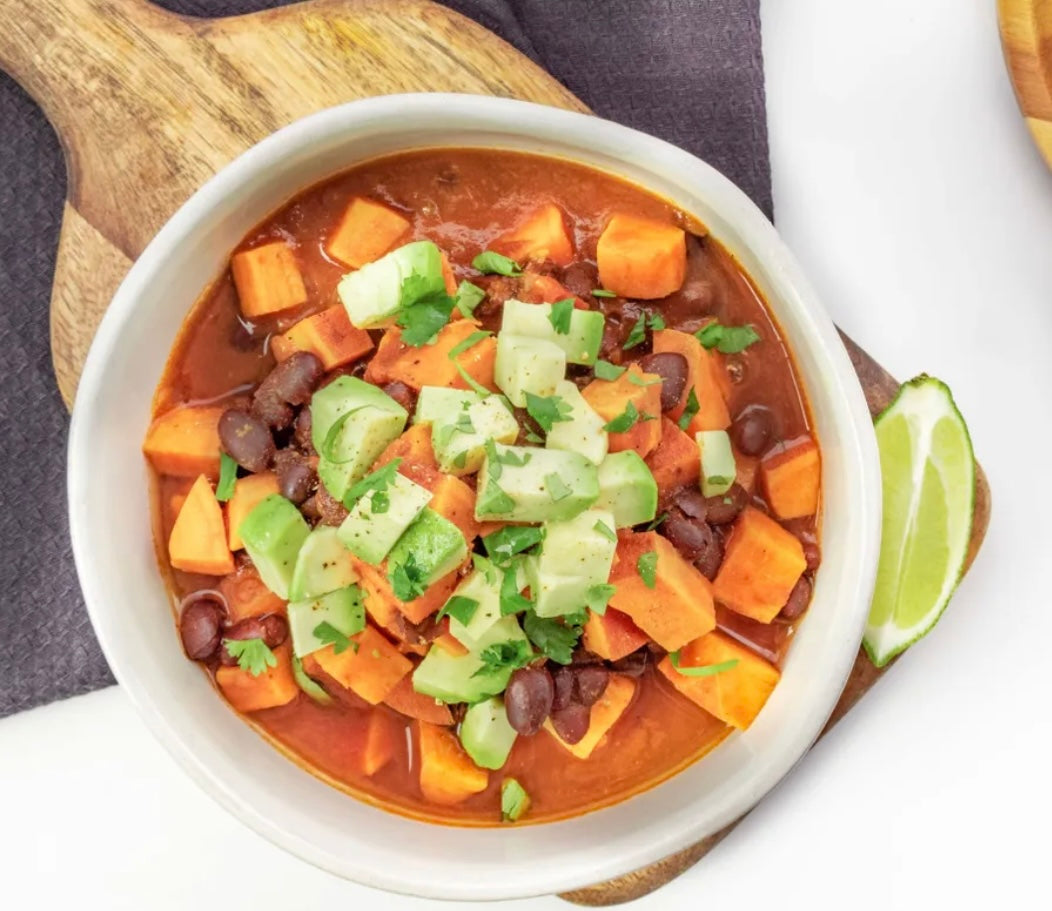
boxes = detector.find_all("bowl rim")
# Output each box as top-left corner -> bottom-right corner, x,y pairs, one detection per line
68,93 -> 882,900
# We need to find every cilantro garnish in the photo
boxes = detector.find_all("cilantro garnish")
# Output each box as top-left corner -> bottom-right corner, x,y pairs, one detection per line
216,452 -> 238,502
627,373 -> 662,387
603,400 -> 655,433
523,611 -> 582,665
637,550 -> 658,589
591,289 -> 616,298
593,520 -> 617,542
548,298 -> 575,335
643,512 -> 668,532
390,552 -> 428,601
472,250 -> 521,276
524,392 -> 573,433
223,637 -> 277,677
694,322 -> 761,354
314,621 -> 358,655
593,359 -> 627,381
524,430 -> 544,444
622,312 -> 666,350
455,280 -> 486,317
472,638 -> 533,677
437,595 -> 480,626
499,565 -> 533,615
448,329 -> 492,359
668,653 -> 740,677
435,410 -> 476,448
483,526 -> 545,563
678,386 -> 700,431
397,272 -> 457,346
477,479 -> 516,515
545,473 -> 571,501
585,583 -> 616,615
342,458 -> 402,511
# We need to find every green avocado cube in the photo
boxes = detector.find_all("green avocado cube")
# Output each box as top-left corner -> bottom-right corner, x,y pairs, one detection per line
545,379 -> 609,465
287,585 -> 366,658
476,443 -> 599,523
460,697 -> 518,770
595,451 -> 659,528
289,525 -> 359,601
387,508 -> 468,588
237,495 -> 311,599
501,298 -> 606,365
337,240 -> 445,328
431,397 -> 520,475
528,508 -> 617,617
494,333 -> 566,407
337,472 -> 433,565
697,429 -> 737,497
413,386 -> 481,426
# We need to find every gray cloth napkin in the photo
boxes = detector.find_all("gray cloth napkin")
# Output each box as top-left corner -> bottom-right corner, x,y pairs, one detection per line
0,0 -> 769,717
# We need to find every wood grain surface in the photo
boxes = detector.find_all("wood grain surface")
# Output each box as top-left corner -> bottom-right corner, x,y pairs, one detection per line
0,0 -> 990,903
999,0 -> 1052,169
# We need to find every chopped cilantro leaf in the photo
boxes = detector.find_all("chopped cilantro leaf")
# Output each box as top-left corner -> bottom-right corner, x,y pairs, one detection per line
215,452 -> 238,502
390,552 -> 428,601
435,410 -> 475,448
523,611 -> 582,665
314,621 -> 358,655
668,653 -> 740,677
678,386 -> 700,431
472,638 -> 533,677
342,458 -> 402,511
707,475 -> 734,487
452,450 -> 468,469
223,637 -> 277,677
320,405 -> 368,464
438,595 -> 480,625
501,778 -> 530,822
484,438 -> 502,480
593,520 -> 617,542
500,565 -> 533,615
448,329 -> 492,359
627,373 -> 662,387
648,313 -> 666,331
397,272 -> 457,346
545,473 -> 571,501
591,288 -> 616,298
477,479 -> 516,515
472,553 -> 499,585
637,550 -> 658,589
603,400 -> 648,433
525,392 -> 573,433
622,316 -> 647,350
455,280 -> 486,317
695,321 -> 761,354
472,250 -> 521,276
484,526 -> 545,563
525,430 -> 544,444
585,583 -> 617,615
454,361 -> 492,397
594,359 -> 627,381
643,512 -> 668,532
548,298 -> 574,334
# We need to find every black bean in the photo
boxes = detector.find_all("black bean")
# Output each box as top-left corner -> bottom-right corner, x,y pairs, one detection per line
314,483 -> 349,526
802,541 -> 822,572
293,408 -> 315,455
505,667 -> 554,736
663,513 -> 715,562
638,352 -> 689,412
550,703 -> 591,744
382,381 -> 416,413
560,261 -> 599,298
274,450 -> 316,505
779,576 -> 813,620
574,666 -> 609,707
693,531 -> 724,580
178,593 -> 226,661
673,487 -> 708,520
218,408 -> 275,473
704,484 -> 749,525
551,666 -> 576,712
730,405 -> 775,456
219,615 -> 288,665
253,352 -> 324,429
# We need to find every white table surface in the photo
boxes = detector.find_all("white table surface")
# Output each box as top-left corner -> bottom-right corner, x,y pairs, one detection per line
3,0 -> 1050,907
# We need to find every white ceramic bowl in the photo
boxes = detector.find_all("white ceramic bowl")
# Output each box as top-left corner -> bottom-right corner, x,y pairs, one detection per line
69,94 -> 881,901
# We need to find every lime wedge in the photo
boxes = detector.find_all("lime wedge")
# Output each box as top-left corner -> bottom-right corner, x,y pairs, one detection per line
863,376 -> 975,667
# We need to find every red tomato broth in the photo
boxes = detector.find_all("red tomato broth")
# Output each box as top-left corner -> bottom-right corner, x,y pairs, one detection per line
148,148 -> 818,826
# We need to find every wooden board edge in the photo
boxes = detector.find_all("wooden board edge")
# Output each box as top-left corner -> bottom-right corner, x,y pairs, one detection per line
998,0 -> 1052,168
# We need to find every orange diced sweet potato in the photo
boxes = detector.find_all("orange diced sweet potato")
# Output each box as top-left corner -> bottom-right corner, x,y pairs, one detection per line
231,241 -> 308,318
429,474 -> 481,543
270,305 -> 373,370
373,423 -> 440,476
545,674 -> 636,759
224,471 -> 281,550
432,630 -> 470,657
216,643 -> 299,713
309,624 -> 412,705
492,203 -> 574,266
417,721 -> 489,804
361,710 -> 400,776
364,320 -> 495,392
596,213 -> 686,299
354,559 -> 461,627
713,507 -> 806,623
384,674 -> 454,725
658,630 -> 780,729
523,273 -> 586,308
325,196 -> 411,268
144,405 -> 224,479
646,417 -> 701,493
608,531 -> 715,650
761,435 -> 821,520
450,335 -> 498,393
582,608 -> 649,662
652,329 -> 731,432
168,475 -> 235,575
218,563 -> 287,623
581,364 -> 663,459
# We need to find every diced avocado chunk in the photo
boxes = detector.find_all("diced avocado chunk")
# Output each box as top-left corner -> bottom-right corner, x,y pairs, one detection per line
431,396 -> 519,476
337,472 -> 432,565
460,697 -> 518,770
412,616 -> 529,704
697,429 -> 737,497
337,240 -> 445,329
545,379 -> 609,465
501,777 -> 530,822
413,386 -> 480,426
446,560 -> 528,648
387,508 -> 468,588
287,585 -> 366,658
238,495 -> 311,599
311,376 -> 407,500
595,451 -> 659,528
501,298 -> 605,366
494,333 -> 566,407
291,655 -> 334,705
528,508 -> 617,617
476,443 -> 599,523
289,525 -> 358,601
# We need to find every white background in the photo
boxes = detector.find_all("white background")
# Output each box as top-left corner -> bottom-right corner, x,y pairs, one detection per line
3,1 -> 1050,908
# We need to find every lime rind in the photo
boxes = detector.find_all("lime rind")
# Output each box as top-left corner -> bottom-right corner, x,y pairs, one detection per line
863,376 -> 975,667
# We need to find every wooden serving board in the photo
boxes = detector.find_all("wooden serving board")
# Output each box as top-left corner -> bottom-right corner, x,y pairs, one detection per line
999,0 -> 1052,170
0,0 -> 990,903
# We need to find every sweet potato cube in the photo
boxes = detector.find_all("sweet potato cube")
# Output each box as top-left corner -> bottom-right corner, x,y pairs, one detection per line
582,608 -> 649,662
581,364 -> 663,459
608,531 -> 715,650
361,710 -> 400,776
364,320 -> 494,392
523,273 -> 585,308
713,507 -> 806,623
545,674 -> 636,759
224,471 -> 281,550
326,196 -> 411,268
646,417 -> 701,493
492,203 -> 574,266
216,643 -> 299,713
761,435 -> 821,520
231,241 -> 308,318
450,335 -> 498,393
372,423 -> 440,484
384,674 -> 454,725
354,557 -> 460,626
168,475 -> 235,575
218,563 -> 286,624
417,721 -> 489,804
144,405 -> 224,479
270,305 -> 374,370
652,329 -> 731,432
658,630 -> 780,729
429,474 -> 481,543
309,624 -> 412,705
596,213 -> 686,299
432,630 -> 470,657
